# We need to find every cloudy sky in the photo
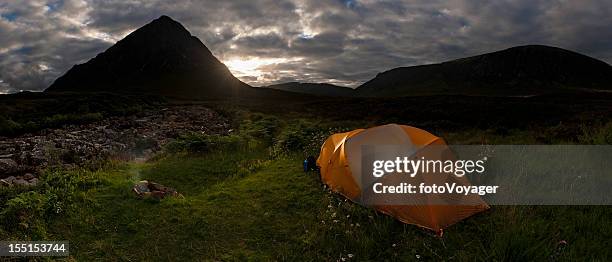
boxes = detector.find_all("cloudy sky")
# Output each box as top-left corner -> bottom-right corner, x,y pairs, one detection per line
1,0 -> 611,93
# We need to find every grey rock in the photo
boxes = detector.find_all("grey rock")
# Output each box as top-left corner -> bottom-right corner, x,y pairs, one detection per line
28,177 -> 39,186
4,176 -> 16,183
0,159 -> 18,175
13,178 -> 28,186
23,173 -> 35,180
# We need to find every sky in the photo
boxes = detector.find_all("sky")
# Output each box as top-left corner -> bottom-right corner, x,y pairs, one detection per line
0,0 -> 611,93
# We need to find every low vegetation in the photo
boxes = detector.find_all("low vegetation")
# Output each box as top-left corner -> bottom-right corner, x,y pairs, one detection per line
0,93 -> 164,136
1,108 -> 611,260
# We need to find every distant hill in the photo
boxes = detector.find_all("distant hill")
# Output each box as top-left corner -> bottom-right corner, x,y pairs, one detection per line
262,82 -> 354,97
355,45 -> 612,97
45,15 -> 258,99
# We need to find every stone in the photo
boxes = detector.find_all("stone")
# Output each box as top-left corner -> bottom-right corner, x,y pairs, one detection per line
0,159 -> 18,175
13,178 -> 28,186
3,176 -> 16,184
28,178 -> 39,186
23,173 -> 35,180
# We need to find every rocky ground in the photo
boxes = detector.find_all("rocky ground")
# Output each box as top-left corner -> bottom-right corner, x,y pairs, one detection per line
0,105 -> 230,186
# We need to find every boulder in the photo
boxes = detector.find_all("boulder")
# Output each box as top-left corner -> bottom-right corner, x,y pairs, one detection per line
3,176 -> 16,183
0,179 -> 10,186
28,177 -> 39,186
13,178 -> 28,186
0,159 -> 18,175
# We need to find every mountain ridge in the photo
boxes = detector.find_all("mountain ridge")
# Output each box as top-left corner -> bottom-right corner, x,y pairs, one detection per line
262,82 -> 354,97
355,45 -> 612,97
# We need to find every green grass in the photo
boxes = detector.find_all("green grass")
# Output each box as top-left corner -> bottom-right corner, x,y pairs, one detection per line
1,150 -> 607,261
47,152 -> 329,260
1,113 -> 612,260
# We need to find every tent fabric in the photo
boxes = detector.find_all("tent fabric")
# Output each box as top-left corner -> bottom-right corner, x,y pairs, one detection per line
316,124 -> 489,232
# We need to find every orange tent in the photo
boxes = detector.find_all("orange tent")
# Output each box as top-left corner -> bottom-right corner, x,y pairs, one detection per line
317,124 -> 489,233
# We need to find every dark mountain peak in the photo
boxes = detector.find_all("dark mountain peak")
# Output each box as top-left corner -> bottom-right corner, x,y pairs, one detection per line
46,16 -> 250,98
156,15 -> 175,22
357,45 -> 612,97
102,15 -> 212,62
131,15 -> 192,40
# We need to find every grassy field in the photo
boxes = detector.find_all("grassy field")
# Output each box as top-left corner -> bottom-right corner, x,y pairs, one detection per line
3,149 -> 611,260
1,107 -> 612,261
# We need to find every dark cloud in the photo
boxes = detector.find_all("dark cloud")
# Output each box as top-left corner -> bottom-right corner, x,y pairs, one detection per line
233,33 -> 288,55
0,0 -> 611,93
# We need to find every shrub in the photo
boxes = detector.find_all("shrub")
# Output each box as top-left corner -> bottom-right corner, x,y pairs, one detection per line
271,119 -> 350,158
1,191 -> 50,239
0,116 -> 23,136
579,122 -> 612,145
0,169 -> 101,239
239,113 -> 281,144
